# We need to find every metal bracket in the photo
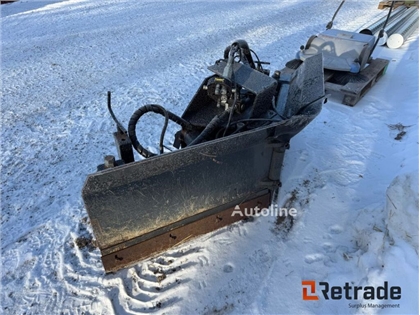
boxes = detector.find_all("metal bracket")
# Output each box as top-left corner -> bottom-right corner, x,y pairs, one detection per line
113,131 -> 134,164
265,138 -> 290,151
258,179 -> 281,188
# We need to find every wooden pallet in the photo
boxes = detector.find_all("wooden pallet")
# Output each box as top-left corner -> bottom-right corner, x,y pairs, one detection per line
378,1 -> 419,9
324,58 -> 390,106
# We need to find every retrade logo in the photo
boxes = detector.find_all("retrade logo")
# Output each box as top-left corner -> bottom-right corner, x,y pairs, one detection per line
301,280 -> 401,301
302,280 -> 319,300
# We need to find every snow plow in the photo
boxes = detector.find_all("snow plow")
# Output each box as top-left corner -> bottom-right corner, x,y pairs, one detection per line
297,0 -> 392,106
298,0 -> 394,74
82,40 -> 325,273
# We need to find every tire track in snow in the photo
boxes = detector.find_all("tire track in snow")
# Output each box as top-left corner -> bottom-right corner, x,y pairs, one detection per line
103,246 -> 208,314
1,209 -> 115,315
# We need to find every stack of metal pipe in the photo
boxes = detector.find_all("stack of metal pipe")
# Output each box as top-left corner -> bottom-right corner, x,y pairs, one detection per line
358,6 -> 419,47
358,6 -> 407,35
387,8 -> 419,48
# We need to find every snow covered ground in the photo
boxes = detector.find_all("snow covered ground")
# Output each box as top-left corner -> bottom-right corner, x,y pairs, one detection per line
1,0 -> 418,314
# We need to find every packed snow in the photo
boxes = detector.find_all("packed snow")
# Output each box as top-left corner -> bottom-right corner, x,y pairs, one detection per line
1,0 -> 418,314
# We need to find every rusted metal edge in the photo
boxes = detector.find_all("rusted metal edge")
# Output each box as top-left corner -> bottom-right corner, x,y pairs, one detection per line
101,191 -> 271,273
100,189 -> 271,256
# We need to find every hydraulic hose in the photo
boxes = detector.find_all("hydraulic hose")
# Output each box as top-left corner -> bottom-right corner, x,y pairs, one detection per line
107,91 -> 127,133
128,104 -> 192,158
188,110 -> 230,146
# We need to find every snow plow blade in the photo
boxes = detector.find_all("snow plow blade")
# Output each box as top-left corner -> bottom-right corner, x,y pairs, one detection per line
82,42 -> 325,273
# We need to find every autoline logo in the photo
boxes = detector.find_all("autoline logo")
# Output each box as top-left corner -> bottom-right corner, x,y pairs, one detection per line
302,280 -> 402,301
231,204 -> 297,217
